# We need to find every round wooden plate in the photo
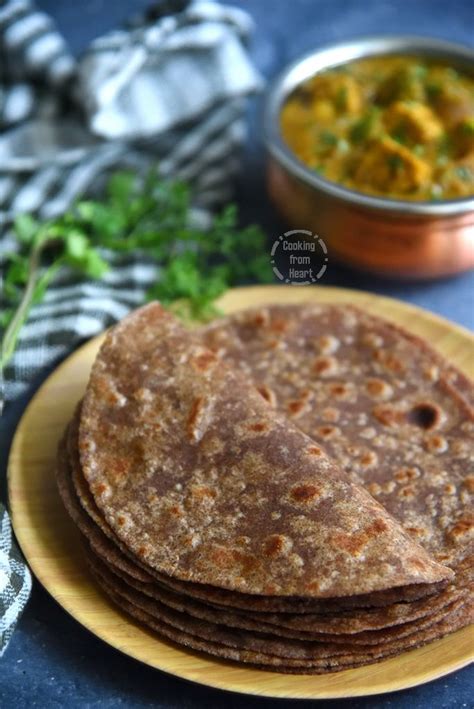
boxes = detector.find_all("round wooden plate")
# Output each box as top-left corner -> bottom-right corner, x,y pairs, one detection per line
8,286 -> 474,699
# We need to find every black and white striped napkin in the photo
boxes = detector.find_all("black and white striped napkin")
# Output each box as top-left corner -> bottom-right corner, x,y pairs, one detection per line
0,0 -> 262,654
0,506 -> 32,655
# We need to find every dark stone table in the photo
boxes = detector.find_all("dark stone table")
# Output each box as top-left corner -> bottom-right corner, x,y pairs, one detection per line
1,1 -> 473,706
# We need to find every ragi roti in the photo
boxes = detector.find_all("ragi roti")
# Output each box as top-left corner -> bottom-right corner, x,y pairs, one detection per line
68,408 -> 450,614
57,427 -> 465,641
86,546 -> 473,673
201,303 -> 474,575
78,303 -> 451,599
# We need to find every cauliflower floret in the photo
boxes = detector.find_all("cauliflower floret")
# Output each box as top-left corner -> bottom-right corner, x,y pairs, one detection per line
384,101 -> 443,144
354,136 -> 431,194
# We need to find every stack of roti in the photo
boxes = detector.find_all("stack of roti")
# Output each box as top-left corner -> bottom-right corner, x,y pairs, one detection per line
57,301 -> 473,673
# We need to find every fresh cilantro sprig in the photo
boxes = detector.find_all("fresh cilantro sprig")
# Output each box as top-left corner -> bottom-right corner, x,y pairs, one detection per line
1,170 -> 272,369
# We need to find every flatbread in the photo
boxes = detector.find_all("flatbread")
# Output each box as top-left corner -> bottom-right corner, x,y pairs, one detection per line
200,303 -> 474,633
201,303 -> 474,574
86,547 -> 473,673
94,547 -> 467,646
57,431 -> 466,643
86,547 -> 468,660
78,303 -> 450,601
66,407 -> 455,612
55,301 -> 474,673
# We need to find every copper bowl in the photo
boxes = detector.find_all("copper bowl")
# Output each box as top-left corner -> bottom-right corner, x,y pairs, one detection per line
263,36 -> 474,279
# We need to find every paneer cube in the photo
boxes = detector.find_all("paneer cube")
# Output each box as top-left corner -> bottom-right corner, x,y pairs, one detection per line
384,101 -> 443,144
308,73 -> 363,115
354,136 -> 431,194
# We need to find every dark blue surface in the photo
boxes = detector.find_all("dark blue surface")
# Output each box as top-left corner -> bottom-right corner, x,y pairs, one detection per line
1,1 -> 473,706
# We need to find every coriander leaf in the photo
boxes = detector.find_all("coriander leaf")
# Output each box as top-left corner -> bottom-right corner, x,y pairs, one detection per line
2,169 -> 272,371
13,214 -> 40,245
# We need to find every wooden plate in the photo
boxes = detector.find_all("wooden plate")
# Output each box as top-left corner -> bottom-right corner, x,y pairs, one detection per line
8,286 -> 474,699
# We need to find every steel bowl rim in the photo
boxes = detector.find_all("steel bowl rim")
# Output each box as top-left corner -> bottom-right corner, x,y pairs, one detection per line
263,35 -> 474,217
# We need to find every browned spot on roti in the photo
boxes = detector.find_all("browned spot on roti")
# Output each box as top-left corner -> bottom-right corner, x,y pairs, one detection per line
192,350 -> 217,373
359,451 -> 378,468
251,311 -> 269,327
263,583 -> 279,595
330,382 -> 351,397
133,387 -> 153,402
78,439 -> 94,454
313,356 -> 338,377
256,385 -> 276,407
270,317 -> 289,334
373,404 -> 404,427
108,456 -> 131,481
307,445 -> 324,457
446,517 -> 474,542
168,504 -> 184,518
211,547 -> 259,574
425,434 -> 449,454
334,519 -> 389,556
361,331 -> 384,348
405,526 -> 426,538
399,485 -> 415,499
395,467 -> 420,483
371,518 -> 389,534
93,482 -> 108,496
333,532 -> 368,556
235,535 -> 250,546
317,425 -> 339,439
407,402 -> 443,430
93,375 -> 126,406
187,396 -> 212,443
290,484 -> 322,503
367,482 -> 382,496
317,334 -> 340,354
374,350 -> 405,373
408,556 -> 428,571
263,534 -> 293,557
304,580 -> 323,594
209,547 -> 233,567
463,476 -> 474,493
366,378 -> 393,400
287,400 -> 306,416
248,421 -> 269,433
183,533 -> 201,549
322,407 -> 340,422
190,484 -> 217,501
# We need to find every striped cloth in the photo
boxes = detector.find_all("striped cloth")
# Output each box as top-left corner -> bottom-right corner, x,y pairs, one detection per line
0,507 -> 32,656
0,0 -> 262,654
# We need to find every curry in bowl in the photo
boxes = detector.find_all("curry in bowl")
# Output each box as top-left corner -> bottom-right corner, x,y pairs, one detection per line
280,55 -> 474,201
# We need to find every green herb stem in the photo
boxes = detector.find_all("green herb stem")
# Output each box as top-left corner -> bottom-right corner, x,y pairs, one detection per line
2,239 -> 51,369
